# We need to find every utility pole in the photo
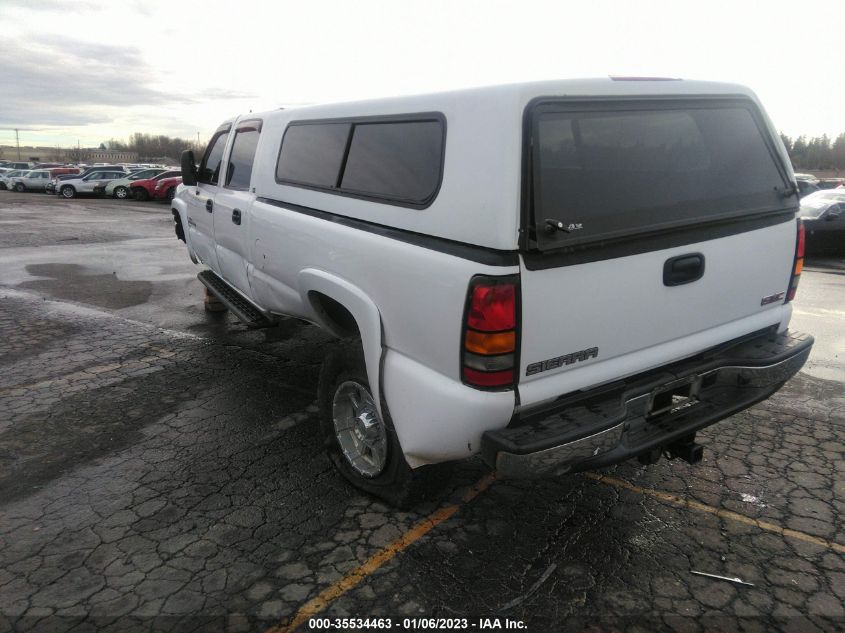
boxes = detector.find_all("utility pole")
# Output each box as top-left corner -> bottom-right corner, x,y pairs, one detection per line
15,129 -> 20,160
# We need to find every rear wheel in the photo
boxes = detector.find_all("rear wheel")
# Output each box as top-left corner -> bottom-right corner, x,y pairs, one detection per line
14,183 -> 25,192
60,186 -> 75,198
319,341 -> 439,508
114,186 -> 128,199
166,187 -> 176,202
133,188 -> 148,201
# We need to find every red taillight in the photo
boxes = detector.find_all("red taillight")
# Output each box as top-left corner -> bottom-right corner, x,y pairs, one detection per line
796,222 -> 805,258
786,221 -> 804,303
462,276 -> 519,390
467,284 -> 516,331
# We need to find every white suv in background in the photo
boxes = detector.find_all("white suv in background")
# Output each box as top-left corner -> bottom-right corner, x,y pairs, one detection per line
56,170 -> 127,198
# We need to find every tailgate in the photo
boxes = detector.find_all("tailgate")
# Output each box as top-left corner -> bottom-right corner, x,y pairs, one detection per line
517,96 -> 798,407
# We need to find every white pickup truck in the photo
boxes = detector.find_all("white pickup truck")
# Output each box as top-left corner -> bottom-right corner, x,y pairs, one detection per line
172,78 -> 812,505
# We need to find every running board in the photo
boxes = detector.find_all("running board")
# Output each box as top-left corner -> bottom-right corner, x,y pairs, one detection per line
197,270 -> 275,329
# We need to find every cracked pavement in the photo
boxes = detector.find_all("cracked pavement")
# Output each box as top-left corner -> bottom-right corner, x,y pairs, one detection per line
0,191 -> 844,632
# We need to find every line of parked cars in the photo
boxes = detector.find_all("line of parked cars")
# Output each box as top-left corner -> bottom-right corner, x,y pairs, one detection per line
794,172 -> 845,198
0,163 -> 182,202
1,159 -> 840,255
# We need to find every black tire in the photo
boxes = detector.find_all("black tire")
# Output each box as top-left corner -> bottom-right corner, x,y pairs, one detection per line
114,186 -> 128,199
0,183 -> 6,190
60,185 -> 75,198
133,188 -> 148,201
318,341 -> 427,508
14,182 -> 26,192
166,187 -> 176,202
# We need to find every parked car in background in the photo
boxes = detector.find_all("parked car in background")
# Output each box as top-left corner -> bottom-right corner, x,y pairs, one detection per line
56,169 -> 128,198
12,170 -> 51,192
1,161 -> 33,171
800,190 -> 845,255
101,168 -> 168,198
129,170 -> 180,201
0,170 -> 29,190
797,180 -> 819,198
12,167 -> 80,192
48,165 -> 131,194
817,178 -> 845,190
152,174 -> 182,201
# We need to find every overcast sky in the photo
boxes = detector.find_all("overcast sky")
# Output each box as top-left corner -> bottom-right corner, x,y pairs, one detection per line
1,0 -> 842,149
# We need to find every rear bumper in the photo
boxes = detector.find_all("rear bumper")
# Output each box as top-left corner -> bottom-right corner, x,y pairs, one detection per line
483,329 -> 813,478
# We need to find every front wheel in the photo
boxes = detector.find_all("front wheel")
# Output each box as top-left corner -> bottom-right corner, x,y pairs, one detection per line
14,183 -> 25,192
133,188 -> 148,201
318,342 -> 420,507
114,186 -> 128,199
60,186 -> 75,198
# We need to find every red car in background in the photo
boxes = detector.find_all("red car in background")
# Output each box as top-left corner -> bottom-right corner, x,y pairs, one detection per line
152,174 -> 183,202
129,170 -> 180,201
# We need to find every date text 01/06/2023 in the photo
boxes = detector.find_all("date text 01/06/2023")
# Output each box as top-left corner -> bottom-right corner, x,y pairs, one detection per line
306,617 -> 528,630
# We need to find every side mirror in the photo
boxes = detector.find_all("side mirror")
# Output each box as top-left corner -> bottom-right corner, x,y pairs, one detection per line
181,150 -> 198,187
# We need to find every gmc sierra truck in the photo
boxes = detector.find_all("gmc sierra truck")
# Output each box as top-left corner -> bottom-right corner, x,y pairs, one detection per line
171,78 -> 813,505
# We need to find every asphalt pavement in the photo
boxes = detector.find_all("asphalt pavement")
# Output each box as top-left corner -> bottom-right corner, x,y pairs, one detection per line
0,191 -> 844,633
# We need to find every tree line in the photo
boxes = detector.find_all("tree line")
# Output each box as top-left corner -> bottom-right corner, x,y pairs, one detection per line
779,132 -> 845,171
99,130 -> 845,171
104,133 -> 203,161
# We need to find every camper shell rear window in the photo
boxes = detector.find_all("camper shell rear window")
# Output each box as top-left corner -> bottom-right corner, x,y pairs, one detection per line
275,113 -> 445,209
527,98 -> 792,251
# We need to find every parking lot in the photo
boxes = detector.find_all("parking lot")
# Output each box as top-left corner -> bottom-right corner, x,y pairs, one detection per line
1,191 -> 844,632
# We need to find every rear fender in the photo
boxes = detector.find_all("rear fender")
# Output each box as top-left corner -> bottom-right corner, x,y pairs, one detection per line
297,269 -> 384,416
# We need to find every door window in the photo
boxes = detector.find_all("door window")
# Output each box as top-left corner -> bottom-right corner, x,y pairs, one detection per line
225,121 -> 262,191
198,127 -> 231,185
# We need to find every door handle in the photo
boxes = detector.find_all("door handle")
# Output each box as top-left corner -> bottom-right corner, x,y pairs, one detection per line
663,253 -> 705,286
205,199 -> 213,212
232,209 -> 241,225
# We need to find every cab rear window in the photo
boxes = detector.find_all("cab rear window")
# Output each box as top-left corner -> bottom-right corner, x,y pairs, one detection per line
530,99 -> 789,250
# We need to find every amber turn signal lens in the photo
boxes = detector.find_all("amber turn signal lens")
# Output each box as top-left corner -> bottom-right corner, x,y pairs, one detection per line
794,258 -> 803,275
465,330 -> 516,355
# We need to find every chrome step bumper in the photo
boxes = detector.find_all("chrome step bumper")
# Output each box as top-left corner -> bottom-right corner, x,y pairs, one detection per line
483,329 -> 813,479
